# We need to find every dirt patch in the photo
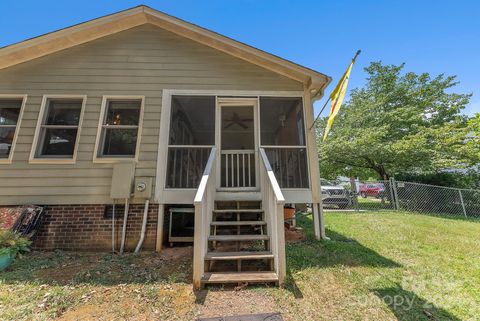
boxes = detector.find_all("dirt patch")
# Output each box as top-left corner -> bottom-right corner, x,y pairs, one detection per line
284,227 -> 305,244
135,246 -> 193,270
196,287 -> 278,319
55,301 -> 111,321
34,263 -> 96,285
58,283 -> 196,321
154,245 -> 193,262
32,253 -> 100,285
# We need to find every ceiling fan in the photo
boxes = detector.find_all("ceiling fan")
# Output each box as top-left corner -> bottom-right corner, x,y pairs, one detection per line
223,112 -> 253,129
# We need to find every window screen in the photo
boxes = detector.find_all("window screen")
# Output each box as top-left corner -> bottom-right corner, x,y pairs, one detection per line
169,95 -> 215,145
260,97 -> 305,146
166,95 -> 215,188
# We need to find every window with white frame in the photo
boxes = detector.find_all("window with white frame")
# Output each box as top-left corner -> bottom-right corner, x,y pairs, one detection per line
96,98 -> 143,159
32,97 -> 84,159
0,98 -> 24,160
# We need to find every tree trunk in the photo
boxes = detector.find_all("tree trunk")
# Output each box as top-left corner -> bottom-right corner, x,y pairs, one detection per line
374,165 -> 389,181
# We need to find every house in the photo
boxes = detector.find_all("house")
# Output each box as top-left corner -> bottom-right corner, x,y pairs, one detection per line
0,6 -> 330,288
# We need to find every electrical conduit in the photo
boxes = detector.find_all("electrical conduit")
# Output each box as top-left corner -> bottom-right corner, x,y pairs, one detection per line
119,198 -> 129,254
134,199 -> 150,253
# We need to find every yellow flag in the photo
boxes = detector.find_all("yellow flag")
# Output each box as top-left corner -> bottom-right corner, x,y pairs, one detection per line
323,55 -> 357,141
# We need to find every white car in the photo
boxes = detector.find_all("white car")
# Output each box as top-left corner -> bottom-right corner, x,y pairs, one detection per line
321,180 -> 351,209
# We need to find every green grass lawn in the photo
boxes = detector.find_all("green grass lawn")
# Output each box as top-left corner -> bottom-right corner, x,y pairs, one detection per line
274,211 -> 480,321
1,211 -> 479,320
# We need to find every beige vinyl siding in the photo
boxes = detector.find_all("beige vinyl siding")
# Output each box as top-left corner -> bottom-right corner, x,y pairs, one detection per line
0,25 -> 302,205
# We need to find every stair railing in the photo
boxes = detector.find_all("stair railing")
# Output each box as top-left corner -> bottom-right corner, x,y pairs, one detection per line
193,147 -> 217,289
259,148 -> 286,285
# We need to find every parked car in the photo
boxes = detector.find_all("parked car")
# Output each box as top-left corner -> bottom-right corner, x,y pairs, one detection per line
359,183 -> 385,198
321,180 -> 351,209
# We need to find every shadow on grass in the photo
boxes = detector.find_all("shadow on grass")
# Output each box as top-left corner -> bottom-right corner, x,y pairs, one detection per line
194,289 -> 208,304
283,216 -> 401,299
284,267 -> 304,299
286,226 -> 401,272
373,284 -> 461,321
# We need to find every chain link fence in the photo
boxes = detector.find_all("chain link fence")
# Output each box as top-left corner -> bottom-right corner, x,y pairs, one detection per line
321,178 -> 480,219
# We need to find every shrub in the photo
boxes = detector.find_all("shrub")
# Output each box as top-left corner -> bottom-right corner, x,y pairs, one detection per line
396,171 -> 480,189
0,230 -> 31,257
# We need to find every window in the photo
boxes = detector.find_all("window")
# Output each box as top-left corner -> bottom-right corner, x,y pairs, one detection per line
94,97 -> 144,161
166,95 -> 215,188
31,96 -> 85,162
260,97 -> 309,188
0,96 -> 25,162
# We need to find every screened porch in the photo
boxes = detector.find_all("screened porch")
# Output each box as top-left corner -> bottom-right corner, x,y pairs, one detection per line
163,94 -> 310,192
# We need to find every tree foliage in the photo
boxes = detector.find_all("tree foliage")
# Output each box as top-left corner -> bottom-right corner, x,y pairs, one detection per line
318,62 -> 478,180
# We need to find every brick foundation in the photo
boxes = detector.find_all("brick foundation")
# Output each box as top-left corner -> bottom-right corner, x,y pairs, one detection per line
33,203 -> 159,251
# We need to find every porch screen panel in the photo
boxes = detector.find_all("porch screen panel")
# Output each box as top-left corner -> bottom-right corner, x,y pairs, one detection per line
166,95 -> 215,188
264,147 -> 308,188
260,97 -> 309,188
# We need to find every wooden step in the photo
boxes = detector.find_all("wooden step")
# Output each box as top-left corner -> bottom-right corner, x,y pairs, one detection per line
208,235 -> 269,241
213,209 -> 263,213
215,192 -> 261,201
211,220 -> 266,226
201,272 -> 278,284
205,251 -> 274,260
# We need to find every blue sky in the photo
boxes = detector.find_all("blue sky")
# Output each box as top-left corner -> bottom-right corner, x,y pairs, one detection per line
1,0 -> 479,117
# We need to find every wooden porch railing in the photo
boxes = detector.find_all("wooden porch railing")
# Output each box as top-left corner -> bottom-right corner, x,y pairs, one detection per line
263,147 -> 309,188
192,147 -> 217,289
259,148 -> 286,285
166,147 -> 211,188
220,149 -> 255,188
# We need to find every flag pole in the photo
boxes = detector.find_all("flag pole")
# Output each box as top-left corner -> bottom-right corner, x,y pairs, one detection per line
309,49 -> 361,131
309,97 -> 331,130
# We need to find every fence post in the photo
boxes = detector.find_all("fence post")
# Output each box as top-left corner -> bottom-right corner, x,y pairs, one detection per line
392,178 -> 400,211
350,177 -> 359,211
388,177 -> 396,210
458,189 -> 468,218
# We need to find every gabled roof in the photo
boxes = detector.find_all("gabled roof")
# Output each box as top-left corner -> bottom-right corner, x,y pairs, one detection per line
0,5 -> 331,94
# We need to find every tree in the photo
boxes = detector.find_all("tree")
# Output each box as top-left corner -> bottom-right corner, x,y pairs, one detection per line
317,62 -> 477,180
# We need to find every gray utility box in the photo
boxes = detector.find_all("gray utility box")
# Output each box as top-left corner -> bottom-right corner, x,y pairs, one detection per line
110,162 -> 136,199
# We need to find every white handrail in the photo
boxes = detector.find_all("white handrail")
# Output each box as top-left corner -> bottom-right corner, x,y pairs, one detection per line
194,147 -> 217,204
193,147 -> 216,289
260,148 -> 285,203
259,148 -> 286,286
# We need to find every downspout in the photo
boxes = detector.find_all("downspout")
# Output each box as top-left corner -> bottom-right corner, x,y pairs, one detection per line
134,199 -> 150,253
119,198 -> 130,254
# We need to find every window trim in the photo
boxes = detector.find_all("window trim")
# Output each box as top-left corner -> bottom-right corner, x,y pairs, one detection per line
93,95 -> 145,163
0,94 -> 27,164
29,95 -> 87,164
